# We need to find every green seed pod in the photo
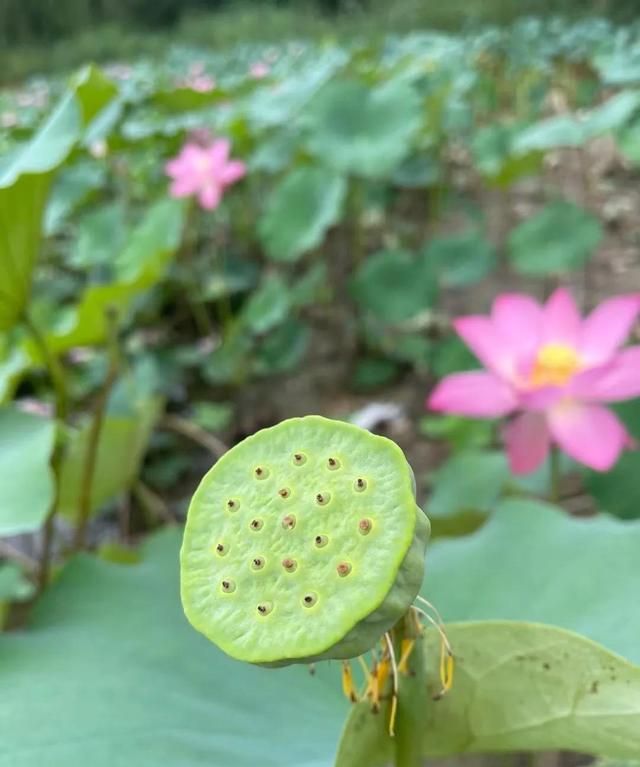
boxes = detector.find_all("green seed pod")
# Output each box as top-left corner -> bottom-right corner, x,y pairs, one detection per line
180,415 -> 430,666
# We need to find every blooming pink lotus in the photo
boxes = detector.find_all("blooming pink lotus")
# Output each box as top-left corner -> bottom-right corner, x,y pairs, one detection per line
184,74 -> 216,93
249,61 -> 270,79
428,289 -> 640,473
165,139 -> 246,211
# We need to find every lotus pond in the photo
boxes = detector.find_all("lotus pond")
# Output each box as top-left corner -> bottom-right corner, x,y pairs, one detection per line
1,16 -> 640,767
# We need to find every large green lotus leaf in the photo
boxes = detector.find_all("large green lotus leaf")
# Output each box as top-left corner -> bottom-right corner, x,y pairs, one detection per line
245,53 -> 346,130
0,342 -> 31,404
596,49 -> 640,86
0,93 -> 78,187
508,200 -> 603,275
594,761 -> 640,767
587,452 -> 640,519
46,198 -> 185,353
57,390 -> 163,521
290,262 -> 330,308
426,499 -> 640,664
350,249 -> 437,324
514,91 -> 640,153
249,128 -> 299,173
113,198 -> 185,285
0,564 -> 34,603
0,66 -> 117,332
472,123 -> 542,186
239,274 -> 291,334
0,563 -> 35,628
423,231 -> 497,287
71,65 -> 119,128
581,90 -> 640,139
337,499 -> 640,763
0,529 -> 347,767
3,501 -> 640,765
351,357 -> 399,391
392,154 -> 441,188
428,450 -> 509,527
336,623 -> 640,764
419,415 -> 494,452
0,408 -> 56,536
258,167 -> 346,262
44,160 -> 106,235
47,283 -> 141,353
253,317 -> 310,376
69,203 -> 127,269
152,86 -> 231,112
512,115 -> 584,153
0,66 -> 117,189
0,175 -> 51,331
617,119 -> 640,166
304,79 -> 422,178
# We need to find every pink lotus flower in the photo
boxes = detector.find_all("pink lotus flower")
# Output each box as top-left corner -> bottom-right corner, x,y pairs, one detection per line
165,139 -> 246,210
249,61 -> 270,79
178,74 -> 216,93
428,289 -> 640,473
17,398 -> 53,418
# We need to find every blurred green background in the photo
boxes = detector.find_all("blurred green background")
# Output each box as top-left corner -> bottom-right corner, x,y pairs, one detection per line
1,0 -> 638,82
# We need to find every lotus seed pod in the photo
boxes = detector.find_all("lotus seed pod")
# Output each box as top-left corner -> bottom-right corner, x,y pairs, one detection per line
180,415 -> 430,666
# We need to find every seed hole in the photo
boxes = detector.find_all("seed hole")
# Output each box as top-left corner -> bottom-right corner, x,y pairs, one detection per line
215,543 -> 227,556
250,519 -> 264,531
292,452 -> 307,466
257,602 -> 273,616
337,562 -> 352,577
254,466 -> 269,480
302,592 -> 318,608
282,514 -> 296,530
315,492 -> 331,506
278,487 -> 291,499
314,534 -> 328,548
327,457 -> 341,470
358,518 -> 372,535
354,477 -> 367,493
226,499 -> 240,511
221,579 -> 236,593
282,558 -> 297,572
252,557 -> 265,570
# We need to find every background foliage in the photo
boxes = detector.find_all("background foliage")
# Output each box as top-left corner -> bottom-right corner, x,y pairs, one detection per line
2,2 -> 640,766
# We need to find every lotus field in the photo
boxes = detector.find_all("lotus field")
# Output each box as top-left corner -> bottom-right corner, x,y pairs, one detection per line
2,16 -> 640,767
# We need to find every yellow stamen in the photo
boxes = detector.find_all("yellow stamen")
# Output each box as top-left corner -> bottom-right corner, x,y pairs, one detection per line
398,638 -> 415,675
433,640 -> 454,700
412,604 -> 455,701
530,343 -> 580,388
383,632 -> 400,738
341,660 -> 359,703
375,658 -> 390,705
369,661 -> 381,711
357,655 -> 374,699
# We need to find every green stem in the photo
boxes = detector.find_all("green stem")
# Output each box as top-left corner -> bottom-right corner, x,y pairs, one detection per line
160,414 -> 228,459
549,447 -> 561,504
72,312 -> 120,551
349,179 -> 365,268
389,611 -> 426,767
133,480 -> 176,525
23,313 -> 68,421
22,313 -> 69,591
0,541 -> 38,575
189,297 -> 214,337
178,201 -> 215,337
